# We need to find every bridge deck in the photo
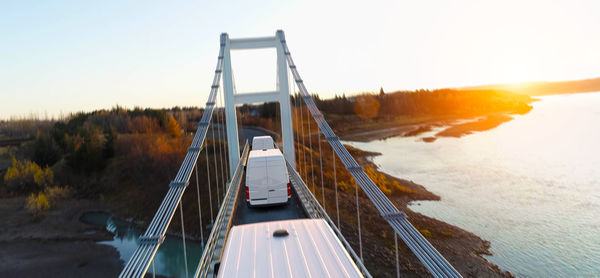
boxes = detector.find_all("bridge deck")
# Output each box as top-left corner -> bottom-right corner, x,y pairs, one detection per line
232,170 -> 308,226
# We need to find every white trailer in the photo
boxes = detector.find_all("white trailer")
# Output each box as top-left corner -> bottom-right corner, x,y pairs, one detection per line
216,219 -> 364,278
245,148 -> 290,206
251,135 -> 275,150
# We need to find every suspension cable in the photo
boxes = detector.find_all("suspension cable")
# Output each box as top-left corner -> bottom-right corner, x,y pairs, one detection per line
333,150 -> 340,229
216,90 -> 225,197
152,260 -> 155,278
354,178 -> 363,262
280,37 -> 462,277
194,163 -> 204,245
307,110 -> 315,192
179,202 -> 189,278
216,88 -> 226,196
205,143 -> 214,224
219,86 -> 229,180
395,232 -> 400,278
291,70 -> 300,169
220,87 -> 228,184
318,131 -> 325,210
299,91 -> 307,181
211,125 -> 221,209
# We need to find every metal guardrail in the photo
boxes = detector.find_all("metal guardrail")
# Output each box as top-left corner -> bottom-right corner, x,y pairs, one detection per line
194,141 -> 249,278
286,162 -> 372,278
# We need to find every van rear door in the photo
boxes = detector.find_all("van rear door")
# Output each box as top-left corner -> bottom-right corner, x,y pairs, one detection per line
266,156 -> 288,199
246,157 -> 268,203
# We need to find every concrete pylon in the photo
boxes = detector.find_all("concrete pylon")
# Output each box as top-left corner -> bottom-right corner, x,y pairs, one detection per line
221,30 -> 296,179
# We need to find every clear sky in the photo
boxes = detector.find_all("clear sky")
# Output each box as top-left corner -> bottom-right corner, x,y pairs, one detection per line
2,0 -> 599,119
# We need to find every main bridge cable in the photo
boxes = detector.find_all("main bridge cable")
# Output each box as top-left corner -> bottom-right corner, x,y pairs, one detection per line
119,36 -> 227,278
278,33 -> 462,278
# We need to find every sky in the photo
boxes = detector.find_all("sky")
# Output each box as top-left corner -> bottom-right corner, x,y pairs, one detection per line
1,0 -> 599,119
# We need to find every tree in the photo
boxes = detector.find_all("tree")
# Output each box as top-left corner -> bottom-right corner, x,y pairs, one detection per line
166,116 -> 183,137
3,158 -> 54,193
32,134 -> 62,167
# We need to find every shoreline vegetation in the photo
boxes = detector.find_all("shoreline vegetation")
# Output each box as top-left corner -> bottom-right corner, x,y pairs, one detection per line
0,87 -> 535,277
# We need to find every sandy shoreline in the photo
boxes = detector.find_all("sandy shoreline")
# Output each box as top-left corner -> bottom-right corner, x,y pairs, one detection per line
0,198 -> 124,277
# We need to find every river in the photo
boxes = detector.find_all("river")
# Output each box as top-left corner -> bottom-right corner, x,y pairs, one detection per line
81,212 -> 203,278
346,92 -> 600,277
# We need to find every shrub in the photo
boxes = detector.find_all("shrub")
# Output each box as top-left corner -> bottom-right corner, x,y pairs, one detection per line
26,192 -> 50,217
45,186 -> 70,204
419,229 -> 432,237
25,186 -> 70,218
3,158 -> 53,193
364,167 -> 414,195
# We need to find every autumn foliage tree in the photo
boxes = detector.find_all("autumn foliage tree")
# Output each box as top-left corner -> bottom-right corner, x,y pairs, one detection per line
3,158 -> 54,193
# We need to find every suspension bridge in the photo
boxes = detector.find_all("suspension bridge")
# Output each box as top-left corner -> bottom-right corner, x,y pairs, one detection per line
119,30 -> 462,278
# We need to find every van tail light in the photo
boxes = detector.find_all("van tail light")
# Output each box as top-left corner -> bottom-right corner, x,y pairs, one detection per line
245,186 -> 249,201
287,183 -> 291,197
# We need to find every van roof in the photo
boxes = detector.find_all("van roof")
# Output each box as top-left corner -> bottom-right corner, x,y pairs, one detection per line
248,148 -> 283,159
252,135 -> 272,141
217,219 -> 363,278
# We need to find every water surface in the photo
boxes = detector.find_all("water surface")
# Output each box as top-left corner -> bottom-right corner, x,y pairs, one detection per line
82,212 -> 203,278
347,92 -> 600,277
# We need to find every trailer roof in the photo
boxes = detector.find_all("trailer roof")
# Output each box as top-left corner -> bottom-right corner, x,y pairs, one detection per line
217,219 -> 363,278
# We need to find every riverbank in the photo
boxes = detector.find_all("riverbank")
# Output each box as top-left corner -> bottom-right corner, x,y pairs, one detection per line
340,112 -> 519,143
0,197 -> 123,277
344,147 -> 512,277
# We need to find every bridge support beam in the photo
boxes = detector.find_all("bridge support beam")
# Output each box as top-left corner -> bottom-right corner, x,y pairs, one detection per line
222,33 -> 240,177
276,30 -> 295,169
221,31 -> 296,177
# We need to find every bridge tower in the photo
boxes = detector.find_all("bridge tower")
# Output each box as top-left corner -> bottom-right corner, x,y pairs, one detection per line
221,30 -> 295,177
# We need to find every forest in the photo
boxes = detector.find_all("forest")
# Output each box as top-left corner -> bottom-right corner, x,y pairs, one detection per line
0,87 -> 532,276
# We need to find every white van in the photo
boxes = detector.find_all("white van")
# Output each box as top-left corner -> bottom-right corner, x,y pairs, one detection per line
216,219 -> 364,278
245,148 -> 290,206
251,135 -> 275,150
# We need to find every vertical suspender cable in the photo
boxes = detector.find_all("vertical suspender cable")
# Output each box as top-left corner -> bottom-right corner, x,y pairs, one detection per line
395,232 -> 400,278
333,150 -> 340,229
219,87 -> 229,180
214,93 -> 223,197
291,70 -> 300,169
152,260 -> 155,278
299,95 -> 307,180
318,132 -> 325,210
205,144 -> 214,224
308,110 -> 315,192
355,179 -> 363,262
211,124 -> 221,208
217,87 -> 227,191
218,92 -> 226,195
179,202 -> 189,278
194,163 -> 204,245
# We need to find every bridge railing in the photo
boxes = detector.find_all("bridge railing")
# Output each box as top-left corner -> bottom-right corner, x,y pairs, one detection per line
286,162 -> 372,278
194,141 -> 249,278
